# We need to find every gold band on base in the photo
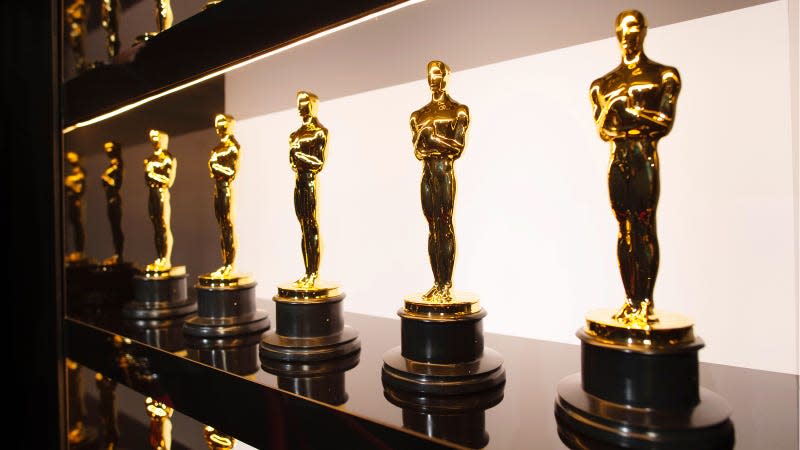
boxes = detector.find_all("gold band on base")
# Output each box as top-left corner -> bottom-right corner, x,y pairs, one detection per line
276,281 -> 342,301
198,273 -> 254,288
403,291 -> 481,317
143,265 -> 186,279
584,308 -> 695,347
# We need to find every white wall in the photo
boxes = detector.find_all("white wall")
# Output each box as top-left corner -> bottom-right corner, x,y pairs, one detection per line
227,2 -> 797,374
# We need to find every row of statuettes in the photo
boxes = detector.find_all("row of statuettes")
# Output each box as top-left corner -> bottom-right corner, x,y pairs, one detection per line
67,9 -> 674,325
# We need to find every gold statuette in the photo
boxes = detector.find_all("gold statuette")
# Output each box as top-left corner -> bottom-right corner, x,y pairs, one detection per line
589,10 -> 682,332
101,0 -> 121,59
277,91 -> 340,299
144,130 -> 184,277
65,151 -> 87,263
406,60 -> 477,315
137,0 -> 174,43
200,114 -> 251,287
65,0 -> 88,73
145,397 -> 173,450
102,141 -> 125,265
203,426 -> 235,450
95,373 -> 120,450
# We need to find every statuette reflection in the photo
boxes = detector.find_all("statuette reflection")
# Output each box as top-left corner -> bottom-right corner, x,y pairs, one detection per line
410,61 -> 469,302
590,10 -> 681,327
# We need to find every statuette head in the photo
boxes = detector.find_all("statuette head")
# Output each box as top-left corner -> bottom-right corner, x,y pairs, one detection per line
66,151 -> 80,165
296,91 -> 319,120
148,129 -> 169,150
214,113 -> 235,136
615,10 -> 647,61
427,60 -> 450,95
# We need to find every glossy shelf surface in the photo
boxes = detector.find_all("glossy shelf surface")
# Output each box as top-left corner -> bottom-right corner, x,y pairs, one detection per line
66,297 -> 798,449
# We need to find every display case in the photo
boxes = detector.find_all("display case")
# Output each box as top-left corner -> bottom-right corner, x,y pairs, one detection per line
51,0 -> 800,448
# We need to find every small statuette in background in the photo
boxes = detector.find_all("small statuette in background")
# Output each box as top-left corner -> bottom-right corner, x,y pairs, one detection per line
65,0 -> 88,73
101,141 -> 125,266
381,61 -> 504,396
101,0 -> 121,60
260,92 -> 359,364
65,151 -> 87,264
135,0 -> 174,44
85,141 -> 136,310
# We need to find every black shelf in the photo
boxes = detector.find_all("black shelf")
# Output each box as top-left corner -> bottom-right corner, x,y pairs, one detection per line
63,0 -> 402,126
65,302 -> 799,449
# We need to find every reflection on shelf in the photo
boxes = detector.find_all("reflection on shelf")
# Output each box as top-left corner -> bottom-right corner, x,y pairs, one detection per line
262,351 -> 360,407
384,381 -> 504,449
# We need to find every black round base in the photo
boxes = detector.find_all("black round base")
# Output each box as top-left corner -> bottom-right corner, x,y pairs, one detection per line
382,346 -> 505,395
183,281 -> 270,338
68,262 -> 136,315
184,311 -> 270,338
555,373 -> 734,450
260,292 -> 360,363
260,326 -> 360,363
124,273 -> 196,319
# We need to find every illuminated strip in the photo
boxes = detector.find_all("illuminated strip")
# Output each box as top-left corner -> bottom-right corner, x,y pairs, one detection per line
63,0 -> 425,134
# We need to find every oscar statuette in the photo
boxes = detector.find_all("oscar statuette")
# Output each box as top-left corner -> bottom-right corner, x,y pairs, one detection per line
145,397 -> 173,450
553,11 -> 734,449
95,373 -> 121,450
101,0 -> 121,61
82,141 -> 136,311
64,150 -> 102,314
381,61 -> 505,395
67,359 -> 98,449
65,0 -> 88,73
135,0 -> 173,44
124,130 -> 196,319
184,114 -> 269,338
65,151 -> 89,265
259,91 -> 360,364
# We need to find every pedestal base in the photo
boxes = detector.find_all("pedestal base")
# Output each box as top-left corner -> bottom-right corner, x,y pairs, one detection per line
382,347 -> 505,395
555,374 -> 734,450
183,280 -> 270,338
260,287 -> 360,363
67,262 -> 137,316
123,268 -> 196,319
554,309 -> 734,449
382,301 -> 505,395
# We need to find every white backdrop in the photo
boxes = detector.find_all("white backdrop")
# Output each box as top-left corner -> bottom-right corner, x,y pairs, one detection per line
228,2 -> 797,374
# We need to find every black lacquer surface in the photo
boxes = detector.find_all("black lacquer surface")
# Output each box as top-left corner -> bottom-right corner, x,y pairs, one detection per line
63,0 -> 404,126
66,297 -> 799,449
